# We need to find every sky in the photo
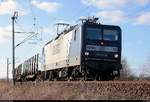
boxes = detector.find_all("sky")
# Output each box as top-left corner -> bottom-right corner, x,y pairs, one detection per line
0,0 -> 150,78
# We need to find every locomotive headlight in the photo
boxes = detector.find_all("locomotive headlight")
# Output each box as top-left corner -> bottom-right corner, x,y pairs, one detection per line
114,54 -> 119,58
85,52 -> 89,56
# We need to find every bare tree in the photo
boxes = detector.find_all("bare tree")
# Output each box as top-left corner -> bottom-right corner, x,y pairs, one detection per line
119,57 -> 135,80
139,56 -> 150,80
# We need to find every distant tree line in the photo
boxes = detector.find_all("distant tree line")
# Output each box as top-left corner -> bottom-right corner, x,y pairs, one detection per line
119,56 -> 150,81
139,56 -> 150,80
119,57 -> 136,80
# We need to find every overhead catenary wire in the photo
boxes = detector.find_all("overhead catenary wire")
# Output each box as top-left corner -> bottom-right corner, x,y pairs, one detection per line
28,0 -> 38,31
70,6 -> 91,20
13,1 -> 57,74
69,1 -> 92,24
15,0 -> 48,60
16,0 -> 92,52
15,0 -> 92,49
15,0 -> 43,48
15,32 -> 38,48
15,21 -> 39,48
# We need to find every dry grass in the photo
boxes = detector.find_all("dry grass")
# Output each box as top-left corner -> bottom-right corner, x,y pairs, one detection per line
0,80 -> 150,100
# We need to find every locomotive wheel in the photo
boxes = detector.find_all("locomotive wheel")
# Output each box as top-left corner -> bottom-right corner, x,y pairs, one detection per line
95,74 -> 101,81
83,72 -> 88,81
35,74 -> 43,82
100,72 -> 115,81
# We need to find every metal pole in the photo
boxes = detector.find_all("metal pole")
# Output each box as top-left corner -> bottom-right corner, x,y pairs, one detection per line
12,12 -> 18,86
12,16 -> 15,85
7,58 -> 9,82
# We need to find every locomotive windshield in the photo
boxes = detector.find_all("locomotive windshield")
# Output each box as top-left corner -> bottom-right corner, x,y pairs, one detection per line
103,29 -> 118,41
86,28 -> 118,41
86,28 -> 102,40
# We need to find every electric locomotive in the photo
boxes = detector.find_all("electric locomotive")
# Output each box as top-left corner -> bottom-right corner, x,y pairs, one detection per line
14,17 -> 122,81
43,17 -> 122,81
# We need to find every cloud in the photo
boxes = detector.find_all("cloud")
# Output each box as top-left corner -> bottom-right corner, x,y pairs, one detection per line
0,0 -> 28,16
0,0 -> 17,15
0,25 -> 12,43
81,0 -> 150,25
81,0 -> 150,9
31,0 -> 62,13
0,25 -> 26,44
81,0 -> 129,10
135,12 -> 150,25
96,10 -> 127,23
136,0 -> 150,6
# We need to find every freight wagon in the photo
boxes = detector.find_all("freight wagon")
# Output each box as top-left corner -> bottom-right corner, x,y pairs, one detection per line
14,54 -> 41,81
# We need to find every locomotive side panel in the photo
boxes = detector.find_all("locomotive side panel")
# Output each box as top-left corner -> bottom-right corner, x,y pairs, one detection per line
68,26 -> 82,66
44,30 -> 73,70
44,26 -> 82,71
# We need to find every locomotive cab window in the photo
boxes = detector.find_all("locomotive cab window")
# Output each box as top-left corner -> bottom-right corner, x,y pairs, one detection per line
74,29 -> 77,40
103,29 -> 118,41
86,28 -> 102,40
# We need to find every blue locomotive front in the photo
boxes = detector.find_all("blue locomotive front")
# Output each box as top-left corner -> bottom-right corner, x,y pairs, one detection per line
81,22 -> 122,80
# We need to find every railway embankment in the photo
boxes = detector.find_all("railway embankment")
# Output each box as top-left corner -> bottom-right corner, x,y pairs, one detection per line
0,80 -> 150,100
